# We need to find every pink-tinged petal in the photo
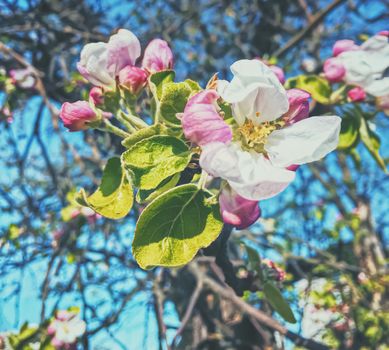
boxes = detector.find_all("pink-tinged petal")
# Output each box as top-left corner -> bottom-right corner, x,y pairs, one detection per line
283,88 -> 310,123
118,66 -> 148,94
200,142 -> 296,200
265,116 -> 341,167
51,337 -> 64,349
47,323 -> 57,335
89,87 -> 104,105
106,29 -> 141,75
182,90 -> 232,145
323,57 -> 346,83
59,101 -> 97,132
378,30 -> 389,37
332,39 -> 359,57
286,164 -> 300,171
219,186 -> 261,229
269,65 -> 285,84
347,86 -> 366,102
9,68 -> 35,89
142,39 -> 173,73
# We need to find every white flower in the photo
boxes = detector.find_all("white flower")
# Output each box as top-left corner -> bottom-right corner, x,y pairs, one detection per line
77,29 -> 141,89
197,59 -> 341,201
337,35 -> 389,96
49,313 -> 86,345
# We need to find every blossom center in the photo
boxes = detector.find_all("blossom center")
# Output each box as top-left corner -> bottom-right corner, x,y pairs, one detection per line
237,119 -> 284,153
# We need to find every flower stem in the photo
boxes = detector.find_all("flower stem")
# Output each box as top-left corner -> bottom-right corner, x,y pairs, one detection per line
117,112 -> 137,133
98,119 -> 130,138
197,170 -> 208,190
124,108 -> 149,129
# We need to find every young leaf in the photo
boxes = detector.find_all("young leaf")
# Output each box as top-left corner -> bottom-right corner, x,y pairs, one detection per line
121,124 -> 168,148
359,117 -> 387,172
263,281 -> 297,323
149,70 -> 175,100
133,184 -> 223,269
76,157 -> 134,219
338,114 -> 360,150
136,173 -> 180,204
285,75 -> 332,104
122,135 -> 191,190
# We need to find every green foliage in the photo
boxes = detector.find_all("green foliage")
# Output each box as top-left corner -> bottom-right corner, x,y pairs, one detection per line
338,114 -> 360,150
136,173 -> 180,204
132,184 -> 223,269
285,74 -> 332,104
122,124 -> 169,148
76,157 -> 134,219
149,70 -> 176,100
122,135 -> 192,190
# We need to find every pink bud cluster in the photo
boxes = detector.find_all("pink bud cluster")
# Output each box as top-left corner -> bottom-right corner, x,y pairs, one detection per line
263,259 -> 286,282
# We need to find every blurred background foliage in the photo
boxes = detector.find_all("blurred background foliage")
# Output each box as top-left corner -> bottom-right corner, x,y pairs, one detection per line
0,0 -> 388,349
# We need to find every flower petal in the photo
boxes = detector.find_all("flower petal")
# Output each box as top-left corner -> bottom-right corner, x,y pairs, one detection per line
265,116 -> 341,167
365,77 -> 389,97
200,142 -> 295,200
182,90 -> 232,145
217,59 -> 289,124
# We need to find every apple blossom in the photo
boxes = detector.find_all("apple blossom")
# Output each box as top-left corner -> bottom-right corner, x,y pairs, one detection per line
323,57 -> 346,83
118,65 -> 148,94
9,68 -> 35,89
77,29 -> 141,89
89,86 -> 104,105
181,90 -> 232,145
332,39 -> 359,56
183,59 -> 340,201
142,39 -> 174,73
48,311 -> 86,349
325,34 -> 389,96
347,86 -> 366,102
219,185 -> 261,229
60,101 -> 98,131
269,65 -> 285,84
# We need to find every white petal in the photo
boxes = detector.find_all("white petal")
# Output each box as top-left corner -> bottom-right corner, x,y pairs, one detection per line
265,116 -> 341,167
200,142 -> 295,200
365,77 -> 389,97
217,59 -> 289,124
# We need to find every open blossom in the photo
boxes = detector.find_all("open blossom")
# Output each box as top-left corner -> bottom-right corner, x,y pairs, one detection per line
324,34 -> 389,96
48,311 -> 86,349
142,39 -> 173,73
77,29 -> 141,89
60,101 -> 98,131
9,68 -> 35,89
183,59 -> 340,201
118,66 -> 148,94
219,185 -> 261,229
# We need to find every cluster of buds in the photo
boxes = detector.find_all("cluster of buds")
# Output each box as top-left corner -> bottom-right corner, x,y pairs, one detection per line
60,29 -> 173,132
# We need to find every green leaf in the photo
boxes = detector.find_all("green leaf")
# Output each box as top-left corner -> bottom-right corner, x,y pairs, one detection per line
240,242 -> 264,282
263,281 -> 297,323
149,70 -> 175,100
159,81 -> 193,125
133,184 -> 223,269
359,117 -> 387,172
338,114 -> 360,150
136,173 -> 181,204
121,124 -> 168,148
76,157 -> 134,219
285,75 -> 332,104
122,135 -> 191,190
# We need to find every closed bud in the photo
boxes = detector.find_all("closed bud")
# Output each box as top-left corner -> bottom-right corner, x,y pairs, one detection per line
283,88 -> 310,123
142,39 -> 174,73
269,65 -> 285,84
323,57 -> 346,83
118,66 -> 148,94
60,101 -> 98,132
89,87 -> 104,105
347,86 -> 366,102
332,39 -> 359,57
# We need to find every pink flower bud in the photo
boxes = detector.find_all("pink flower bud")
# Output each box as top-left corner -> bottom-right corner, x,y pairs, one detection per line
269,65 -> 285,84
118,66 -> 148,94
142,39 -> 174,73
219,186 -> 261,229
347,86 -> 366,102
89,87 -> 104,105
47,324 -> 57,335
182,90 -> 232,145
332,39 -> 359,56
60,101 -> 97,132
283,88 -> 310,123
51,337 -> 64,348
286,164 -> 300,171
378,30 -> 389,37
323,57 -> 346,83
